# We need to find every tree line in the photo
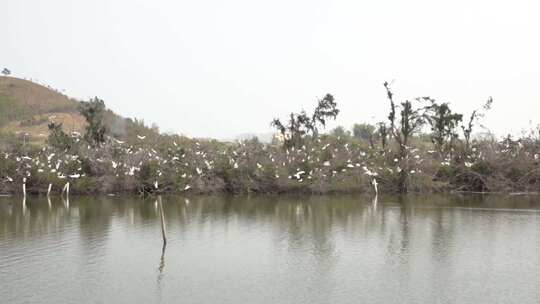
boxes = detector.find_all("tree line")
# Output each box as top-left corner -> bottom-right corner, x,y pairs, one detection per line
271,81 -> 493,193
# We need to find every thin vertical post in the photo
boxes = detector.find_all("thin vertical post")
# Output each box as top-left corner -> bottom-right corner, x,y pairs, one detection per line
158,196 -> 167,245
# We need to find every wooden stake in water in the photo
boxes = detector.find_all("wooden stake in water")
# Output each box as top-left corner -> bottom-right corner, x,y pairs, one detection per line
158,196 -> 167,246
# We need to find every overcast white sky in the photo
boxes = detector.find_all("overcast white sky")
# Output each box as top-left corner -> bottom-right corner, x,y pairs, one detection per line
2,0 -> 540,139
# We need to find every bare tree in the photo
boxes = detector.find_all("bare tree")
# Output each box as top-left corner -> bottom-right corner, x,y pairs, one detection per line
384,81 -> 427,193
461,97 -> 493,152
377,122 -> 389,151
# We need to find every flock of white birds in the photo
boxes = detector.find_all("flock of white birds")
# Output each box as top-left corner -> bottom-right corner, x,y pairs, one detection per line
0,132 -> 440,196
5,131 -> 529,195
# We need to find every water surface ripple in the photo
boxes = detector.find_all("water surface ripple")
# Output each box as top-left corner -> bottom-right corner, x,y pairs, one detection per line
0,194 -> 539,304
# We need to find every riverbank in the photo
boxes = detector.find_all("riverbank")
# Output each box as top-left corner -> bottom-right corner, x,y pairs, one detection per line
2,133 -> 540,195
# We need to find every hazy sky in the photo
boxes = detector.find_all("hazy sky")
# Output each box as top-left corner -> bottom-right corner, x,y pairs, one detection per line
2,0 -> 540,139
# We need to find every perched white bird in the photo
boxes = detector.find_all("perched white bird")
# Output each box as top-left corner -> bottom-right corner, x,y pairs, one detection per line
137,135 -> 146,140
362,166 -> 378,177
293,171 -> 305,179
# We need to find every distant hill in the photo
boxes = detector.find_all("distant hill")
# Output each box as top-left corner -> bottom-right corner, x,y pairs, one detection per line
0,76 -> 157,144
0,77 -> 78,117
233,132 -> 275,143
0,76 -> 85,141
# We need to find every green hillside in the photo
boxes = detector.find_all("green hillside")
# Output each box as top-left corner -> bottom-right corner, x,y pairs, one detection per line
0,76 -> 156,144
0,76 -> 78,124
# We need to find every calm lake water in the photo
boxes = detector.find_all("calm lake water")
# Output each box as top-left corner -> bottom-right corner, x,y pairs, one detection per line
1,194 -> 539,304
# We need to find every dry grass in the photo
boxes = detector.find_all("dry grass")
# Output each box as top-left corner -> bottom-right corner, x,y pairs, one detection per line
0,76 -> 77,115
3,112 -> 87,143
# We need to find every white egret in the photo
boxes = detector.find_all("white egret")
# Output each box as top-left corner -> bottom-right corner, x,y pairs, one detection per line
62,182 -> 70,197
371,178 -> 378,195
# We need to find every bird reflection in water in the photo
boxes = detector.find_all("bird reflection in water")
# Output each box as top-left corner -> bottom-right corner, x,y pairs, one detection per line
22,196 -> 27,215
62,195 -> 69,210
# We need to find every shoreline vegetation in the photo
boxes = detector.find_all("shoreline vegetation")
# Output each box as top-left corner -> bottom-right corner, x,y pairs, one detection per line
3,76 -> 540,196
